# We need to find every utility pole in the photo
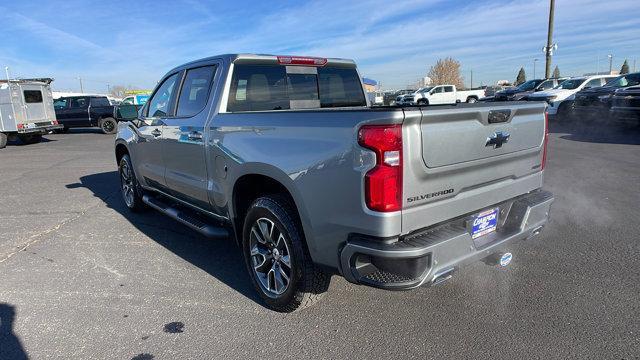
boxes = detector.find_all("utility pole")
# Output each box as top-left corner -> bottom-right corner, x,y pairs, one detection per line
608,54 -> 613,74
470,69 -> 473,89
544,0 -> 555,78
4,66 -> 10,81
78,77 -> 84,93
107,84 -> 111,94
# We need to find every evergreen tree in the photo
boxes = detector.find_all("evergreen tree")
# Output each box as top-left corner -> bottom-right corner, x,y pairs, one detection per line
516,67 -> 526,85
620,59 -> 630,74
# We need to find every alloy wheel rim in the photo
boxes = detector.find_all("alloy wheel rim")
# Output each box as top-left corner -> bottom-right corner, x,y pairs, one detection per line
103,120 -> 114,132
249,217 -> 292,297
120,162 -> 135,207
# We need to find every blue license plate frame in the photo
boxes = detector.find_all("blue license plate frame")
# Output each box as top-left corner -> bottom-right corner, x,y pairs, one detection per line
471,208 -> 499,239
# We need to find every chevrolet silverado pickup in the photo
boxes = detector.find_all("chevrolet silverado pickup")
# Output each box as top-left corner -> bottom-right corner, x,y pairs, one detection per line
115,54 -> 553,312
397,85 -> 484,105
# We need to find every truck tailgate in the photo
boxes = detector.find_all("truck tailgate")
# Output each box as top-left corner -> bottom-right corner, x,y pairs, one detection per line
401,102 -> 547,234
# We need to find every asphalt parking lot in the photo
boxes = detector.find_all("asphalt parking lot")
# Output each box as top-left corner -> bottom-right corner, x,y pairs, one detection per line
1,121 -> 639,359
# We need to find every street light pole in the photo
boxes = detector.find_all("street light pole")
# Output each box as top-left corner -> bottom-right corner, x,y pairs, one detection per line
77,77 -> 84,93
534,58 -> 539,79
608,54 -> 613,74
544,0 -> 555,78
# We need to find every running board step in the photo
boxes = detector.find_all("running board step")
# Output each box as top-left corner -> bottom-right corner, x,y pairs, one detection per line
142,194 -> 228,239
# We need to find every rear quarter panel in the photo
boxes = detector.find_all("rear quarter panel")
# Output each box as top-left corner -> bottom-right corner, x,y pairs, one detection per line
209,109 -> 404,268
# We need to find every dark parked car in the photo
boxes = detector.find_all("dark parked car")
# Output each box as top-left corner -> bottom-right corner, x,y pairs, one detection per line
573,72 -> 640,121
493,78 -> 567,101
383,89 -> 414,105
610,85 -> 640,125
54,95 -> 118,134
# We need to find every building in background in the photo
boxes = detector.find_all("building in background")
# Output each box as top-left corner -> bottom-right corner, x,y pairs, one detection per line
362,78 -> 378,92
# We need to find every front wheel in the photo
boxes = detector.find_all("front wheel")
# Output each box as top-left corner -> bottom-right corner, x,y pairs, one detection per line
242,195 -> 331,312
466,97 -> 477,103
118,154 -> 146,212
417,99 -> 428,106
18,134 -> 42,145
99,117 -> 117,134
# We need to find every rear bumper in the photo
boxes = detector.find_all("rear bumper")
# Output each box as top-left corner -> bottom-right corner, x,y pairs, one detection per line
339,189 -> 553,290
18,124 -> 64,134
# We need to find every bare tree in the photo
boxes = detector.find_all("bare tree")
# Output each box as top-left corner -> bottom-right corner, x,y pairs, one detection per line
515,67 -> 526,85
427,58 -> 464,89
620,59 -> 630,74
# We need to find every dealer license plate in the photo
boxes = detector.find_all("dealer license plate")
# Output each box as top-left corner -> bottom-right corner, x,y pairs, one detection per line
471,208 -> 499,239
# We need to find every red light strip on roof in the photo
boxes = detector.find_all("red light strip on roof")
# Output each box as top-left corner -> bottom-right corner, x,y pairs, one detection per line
277,56 -> 327,66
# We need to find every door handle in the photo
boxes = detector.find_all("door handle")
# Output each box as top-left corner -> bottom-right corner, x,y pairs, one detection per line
188,131 -> 203,141
151,129 -> 161,137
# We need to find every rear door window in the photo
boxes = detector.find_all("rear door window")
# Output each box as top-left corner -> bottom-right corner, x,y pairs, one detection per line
24,90 -> 43,103
227,64 -> 366,112
70,97 -> 88,108
90,97 -> 111,107
444,86 -> 454,92
176,65 -> 216,117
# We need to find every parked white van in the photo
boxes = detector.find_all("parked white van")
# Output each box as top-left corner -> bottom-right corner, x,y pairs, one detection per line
0,78 -> 62,148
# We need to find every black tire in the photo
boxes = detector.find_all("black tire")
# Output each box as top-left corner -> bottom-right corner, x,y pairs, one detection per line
54,126 -> 69,134
242,195 -> 330,312
99,117 -> 117,134
118,154 -> 146,212
466,97 -> 477,103
417,99 -> 428,106
18,134 -> 42,145
0,132 -> 7,149
557,102 -> 573,121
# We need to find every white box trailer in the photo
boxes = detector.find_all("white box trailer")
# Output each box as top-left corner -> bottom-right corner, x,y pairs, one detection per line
0,78 -> 62,149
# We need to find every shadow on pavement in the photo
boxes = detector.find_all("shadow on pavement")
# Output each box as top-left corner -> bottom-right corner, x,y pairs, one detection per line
0,303 -> 28,360
549,117 -> 640,145
66,171 -> 261,305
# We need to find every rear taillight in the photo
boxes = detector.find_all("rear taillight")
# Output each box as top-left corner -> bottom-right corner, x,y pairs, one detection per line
542,111 -> 549,170
17,123 -> 24,130
358,124 -> 403,212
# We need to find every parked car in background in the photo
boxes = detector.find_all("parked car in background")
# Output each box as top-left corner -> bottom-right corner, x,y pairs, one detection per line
0,78 -> 62,149
494,78 -> 567,101
573,72 -> 640,121
385,89 -> 414,105
115,53 -> 553,312
527,75 -> 615,117
121,94 -> 150,106
610,85 -> 640,125
368,91 -> 384,106
398,85 -> 484,105
483,85 -> 509,98
54,95 -> 118,134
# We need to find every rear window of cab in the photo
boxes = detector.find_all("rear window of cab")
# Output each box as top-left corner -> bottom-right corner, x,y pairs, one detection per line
227,64 -> 366,112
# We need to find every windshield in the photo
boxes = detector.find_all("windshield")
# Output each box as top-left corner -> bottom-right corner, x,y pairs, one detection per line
517,80 -> 542,91
416,87 -> 433,94
604,73 -> 640,88
554,79 -> 585,90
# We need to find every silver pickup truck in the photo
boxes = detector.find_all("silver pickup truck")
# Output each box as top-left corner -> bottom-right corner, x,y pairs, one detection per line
115,54 -> 553,312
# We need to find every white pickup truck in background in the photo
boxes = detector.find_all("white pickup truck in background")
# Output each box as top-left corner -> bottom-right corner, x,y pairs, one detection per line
397,85 -> 485,105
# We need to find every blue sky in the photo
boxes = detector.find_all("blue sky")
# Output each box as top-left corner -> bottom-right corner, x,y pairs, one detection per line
1,0 -> 639,92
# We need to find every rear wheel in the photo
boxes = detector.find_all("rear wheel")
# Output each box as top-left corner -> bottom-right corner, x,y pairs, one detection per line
18,134 -> 42,145
118,154 -> 146,212
466,97 -> 477,103
242,195 -> 331,312
0,132 -> 7,149
417,99 -> 428,106
99,117 -> 117,134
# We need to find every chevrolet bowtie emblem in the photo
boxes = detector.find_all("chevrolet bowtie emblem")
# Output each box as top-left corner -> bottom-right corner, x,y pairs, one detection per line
486,131 -> 510,148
